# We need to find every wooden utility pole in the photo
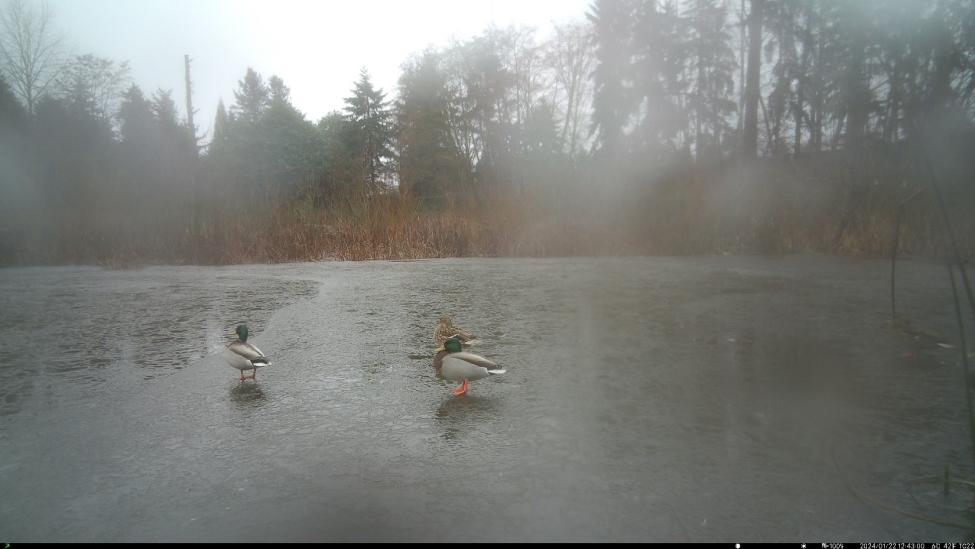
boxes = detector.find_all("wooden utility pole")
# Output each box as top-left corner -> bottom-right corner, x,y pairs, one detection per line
184,54 -> 200,257
742,0 -> 764,159
184,54 -> 198,157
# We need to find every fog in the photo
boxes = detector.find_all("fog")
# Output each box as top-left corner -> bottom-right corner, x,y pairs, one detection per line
49,0 -> 591,139
3,0 -> 975,543
1,0 -> 973,264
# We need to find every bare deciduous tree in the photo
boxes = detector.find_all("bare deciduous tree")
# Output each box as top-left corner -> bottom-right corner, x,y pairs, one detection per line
545,20 -> 596,157
0,0 -> 64,114
56,54 -> 130,119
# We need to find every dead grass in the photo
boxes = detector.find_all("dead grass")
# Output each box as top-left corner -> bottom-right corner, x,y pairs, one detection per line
1,159 -> 972,266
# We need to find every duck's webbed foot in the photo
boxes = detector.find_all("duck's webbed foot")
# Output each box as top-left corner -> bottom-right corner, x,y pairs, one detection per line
451,379 -> 470,396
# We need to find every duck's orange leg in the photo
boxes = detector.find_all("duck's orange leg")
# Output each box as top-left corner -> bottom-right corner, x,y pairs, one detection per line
452,379 -> 469,396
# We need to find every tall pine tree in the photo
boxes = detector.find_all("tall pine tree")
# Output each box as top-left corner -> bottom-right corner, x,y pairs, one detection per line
588,0 -> 637,158
344,69 -> 393,193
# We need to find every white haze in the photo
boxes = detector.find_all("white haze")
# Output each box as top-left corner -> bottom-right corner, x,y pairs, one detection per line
50,0 -> 591,142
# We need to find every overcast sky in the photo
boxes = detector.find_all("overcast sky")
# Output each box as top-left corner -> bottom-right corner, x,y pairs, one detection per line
48,0 -> 591,141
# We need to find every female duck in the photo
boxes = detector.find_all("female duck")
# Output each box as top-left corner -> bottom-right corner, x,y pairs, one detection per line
221,324 -> 271,381
434,315 -> 477,346
433,336 -> 505,396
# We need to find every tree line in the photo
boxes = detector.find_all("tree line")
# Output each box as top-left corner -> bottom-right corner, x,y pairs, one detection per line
1,0 -> 973,264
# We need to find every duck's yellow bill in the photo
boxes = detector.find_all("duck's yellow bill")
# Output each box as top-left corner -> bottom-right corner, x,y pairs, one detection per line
435,345 -> 445,352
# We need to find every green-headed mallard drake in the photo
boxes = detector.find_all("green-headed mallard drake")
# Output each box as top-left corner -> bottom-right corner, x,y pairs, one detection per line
434,315 -> 477,346
433,336 -> 505,396
221,324 -> 271,381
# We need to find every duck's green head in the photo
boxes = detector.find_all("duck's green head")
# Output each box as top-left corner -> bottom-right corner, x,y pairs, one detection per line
443,336 -> 463,353
235,324 -> 249,342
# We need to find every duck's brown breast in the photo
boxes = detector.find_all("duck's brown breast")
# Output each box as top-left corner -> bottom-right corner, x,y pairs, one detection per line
433,351 -> 447,375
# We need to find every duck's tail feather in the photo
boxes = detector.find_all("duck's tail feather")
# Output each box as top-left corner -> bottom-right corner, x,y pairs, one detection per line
488,369 -> 506,375
251,357 -> 271,366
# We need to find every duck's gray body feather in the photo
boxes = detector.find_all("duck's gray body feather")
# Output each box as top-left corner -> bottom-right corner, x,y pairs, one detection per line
222,340 -> 270,372
437,352 -> 505,383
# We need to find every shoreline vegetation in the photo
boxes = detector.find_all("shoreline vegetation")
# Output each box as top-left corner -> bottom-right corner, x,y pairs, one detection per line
4,151 -> 973,268
1,0 -> 973,267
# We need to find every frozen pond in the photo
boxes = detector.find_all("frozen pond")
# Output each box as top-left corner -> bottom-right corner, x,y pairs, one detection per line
0,256 -> 971,541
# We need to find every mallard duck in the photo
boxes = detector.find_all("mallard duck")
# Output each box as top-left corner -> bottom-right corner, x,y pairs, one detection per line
434,315 -> 476,346
221,324 -> 271,381
433,336 -> 505,396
